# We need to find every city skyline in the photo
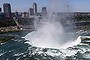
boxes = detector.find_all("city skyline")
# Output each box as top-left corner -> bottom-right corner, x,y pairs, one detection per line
0,0 -> 90,12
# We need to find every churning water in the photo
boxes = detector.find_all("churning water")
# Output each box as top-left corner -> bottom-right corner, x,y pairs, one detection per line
25,0 -> 79,49
0,0 -> 90,60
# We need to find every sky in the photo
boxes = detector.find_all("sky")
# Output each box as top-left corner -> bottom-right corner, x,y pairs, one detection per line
0,0 -> 90,12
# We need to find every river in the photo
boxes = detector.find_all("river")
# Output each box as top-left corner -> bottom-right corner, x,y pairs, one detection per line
0,31 -> 90,60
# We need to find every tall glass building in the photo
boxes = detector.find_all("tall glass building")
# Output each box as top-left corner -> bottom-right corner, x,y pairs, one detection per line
33,3 -> 37,15
3,3 -> 11,18
0,8 -> 1,12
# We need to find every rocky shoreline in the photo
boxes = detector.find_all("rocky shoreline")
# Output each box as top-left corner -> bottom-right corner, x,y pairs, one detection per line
0,26 -> 21,34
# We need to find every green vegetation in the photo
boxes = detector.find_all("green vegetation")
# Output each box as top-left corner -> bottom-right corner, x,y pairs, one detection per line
18,18 -> 34,25
0,29 -> 21,34
0,19 -> 16,27
74,15 -> 90,22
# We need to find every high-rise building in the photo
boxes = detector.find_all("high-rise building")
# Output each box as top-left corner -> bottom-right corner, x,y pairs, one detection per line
15,11 -> 19,18
0,8 -> 4,19
29,8 -> 34,17
0,8 -> 1,13
42,7 -> 47,16
22,12 -> 29,18
3,3 -> 11,18
33,3 -> 37,15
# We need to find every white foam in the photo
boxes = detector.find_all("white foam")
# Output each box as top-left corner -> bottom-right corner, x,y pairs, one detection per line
24,0 -> 77,49
62,36 -> 81,49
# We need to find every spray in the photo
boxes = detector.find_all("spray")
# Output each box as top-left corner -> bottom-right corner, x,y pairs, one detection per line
25,0 -> 80,49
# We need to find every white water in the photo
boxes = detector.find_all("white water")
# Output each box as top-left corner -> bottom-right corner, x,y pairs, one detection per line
62,36 -> 81,49
25,16 -> 81,49
25,31 -> 81,49
25,0 -> 80,49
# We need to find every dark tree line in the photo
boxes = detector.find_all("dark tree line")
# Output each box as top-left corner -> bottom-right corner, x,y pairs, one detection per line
0,18 -> 34,27
0,19 -> 16,27
74,15 -> 90,22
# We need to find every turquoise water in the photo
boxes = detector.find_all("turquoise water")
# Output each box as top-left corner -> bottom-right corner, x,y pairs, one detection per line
0,31 -> 90,60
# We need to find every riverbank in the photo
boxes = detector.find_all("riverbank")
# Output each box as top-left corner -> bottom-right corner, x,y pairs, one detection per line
0,35 -> 14,43
0,26 -> 34,43
0,26 -> 22,34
